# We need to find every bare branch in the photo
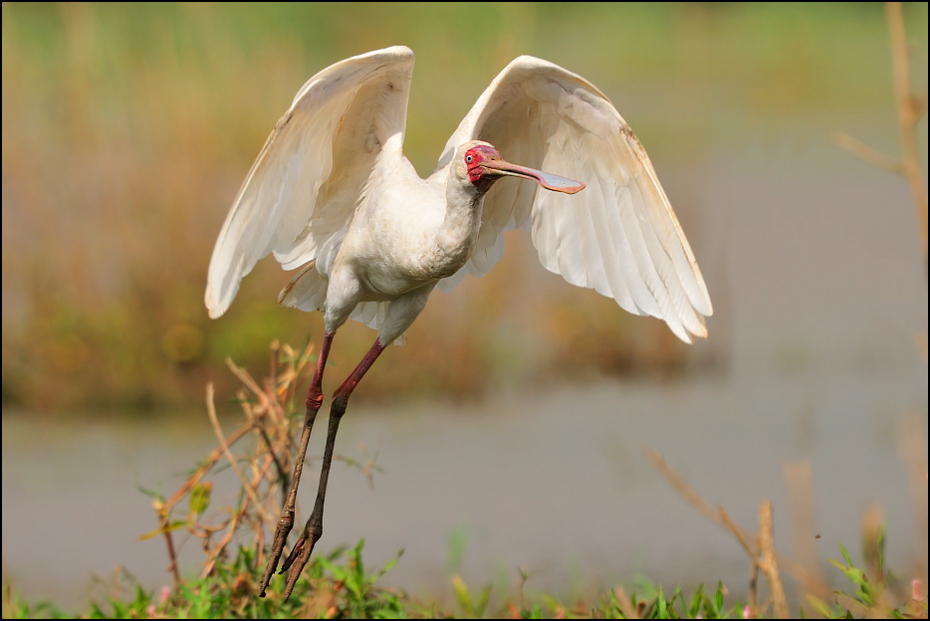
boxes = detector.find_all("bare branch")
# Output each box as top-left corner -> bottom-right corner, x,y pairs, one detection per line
886,1 -> 928,265
832,131 -> 906,174
899,414 -> 929,576
644,448 -> 832,603
206,383 -> 273,524
758,500 -> 789,618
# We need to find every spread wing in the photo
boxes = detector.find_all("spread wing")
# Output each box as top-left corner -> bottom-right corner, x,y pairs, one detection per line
205,46 -> 415,318
434,56 -> 712,343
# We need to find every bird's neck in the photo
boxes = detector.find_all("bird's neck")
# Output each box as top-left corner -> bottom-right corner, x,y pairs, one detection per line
436,175 -> 485,266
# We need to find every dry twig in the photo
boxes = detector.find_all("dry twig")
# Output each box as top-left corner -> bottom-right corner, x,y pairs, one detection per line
643,449 -> 832,613
835,1 -> 928,269
757,501 -> 789,618
147,340 -> 387,598
206,383 -> 273,524
783,459 -> 825,615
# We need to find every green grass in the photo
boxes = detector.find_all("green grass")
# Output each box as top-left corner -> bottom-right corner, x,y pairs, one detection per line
4,539 -> 926,618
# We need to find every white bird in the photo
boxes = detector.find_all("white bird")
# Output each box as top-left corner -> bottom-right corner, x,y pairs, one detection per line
205,46 -> 712,599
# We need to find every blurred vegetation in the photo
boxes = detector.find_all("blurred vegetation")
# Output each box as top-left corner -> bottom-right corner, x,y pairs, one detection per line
2,3 -> 927,412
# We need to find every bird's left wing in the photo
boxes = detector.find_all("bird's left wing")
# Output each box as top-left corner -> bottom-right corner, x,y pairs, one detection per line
434,56 -> 712,342
205,46 -> 415,319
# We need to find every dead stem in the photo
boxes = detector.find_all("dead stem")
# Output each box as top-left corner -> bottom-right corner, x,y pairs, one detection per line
206,383 -> 273,524
160,423 -> 253,514
644,448 -> 832,610
644,449 -> 758,554
152,413 -> 255,586
831,132 -> 905,173
748,553 -> 759,615
613,586 -> 638,619
886,1 -> 928,265
226,358 -> 275,412
160,512 -> 182,587
758,501 -> 789,618
201,494 -> 251,579
146,341 -> 358,602
899,414 -> 929,580
835,2 -> 928,270
201,453 -> 276,579
257,424 -> 290,504
783,459 -> 824,615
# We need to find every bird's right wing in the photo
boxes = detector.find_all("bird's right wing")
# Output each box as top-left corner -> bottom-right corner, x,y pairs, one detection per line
434,56 -> 712,343
205,46 -> 415,318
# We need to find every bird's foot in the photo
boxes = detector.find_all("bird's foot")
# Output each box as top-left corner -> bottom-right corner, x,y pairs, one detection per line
280,522 -> 320,601
258,510 -> 294,597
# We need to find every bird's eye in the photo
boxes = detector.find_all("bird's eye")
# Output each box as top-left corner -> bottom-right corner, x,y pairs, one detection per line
465,154 -> 474,163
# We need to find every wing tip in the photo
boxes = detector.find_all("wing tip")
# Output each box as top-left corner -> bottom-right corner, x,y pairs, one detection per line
699,295 -> 714,317
664,304 -> 710,344
509,54 -> 553,69
204,285 -> 228,320
385,45 -> 414,57
690,322 -> 708,341
682,311 -> 710,343
355,45 -> 415,65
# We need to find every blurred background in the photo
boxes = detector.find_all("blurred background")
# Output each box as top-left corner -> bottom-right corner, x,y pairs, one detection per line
2,2 -> 927,610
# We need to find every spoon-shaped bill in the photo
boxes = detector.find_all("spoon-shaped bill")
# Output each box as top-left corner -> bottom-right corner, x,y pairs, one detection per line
481,159 -> 585,194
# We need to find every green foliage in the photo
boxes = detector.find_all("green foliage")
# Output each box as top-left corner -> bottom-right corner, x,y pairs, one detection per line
86,584 -> 153,619
451,574 -> 493,618
586,579 -> 736,619
311,541 -> 407,619
803,530 -> 927,620
6,536 -> 927,618
1,585 -> 70,620
3,545 -> 408,619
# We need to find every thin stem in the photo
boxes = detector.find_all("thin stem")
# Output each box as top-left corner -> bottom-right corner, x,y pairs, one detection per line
207,384 -> 273,524
886,2 -> 928,266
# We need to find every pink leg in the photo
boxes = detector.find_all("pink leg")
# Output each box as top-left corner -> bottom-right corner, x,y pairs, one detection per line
279,338 -> 387,600
259,331 -> 334,597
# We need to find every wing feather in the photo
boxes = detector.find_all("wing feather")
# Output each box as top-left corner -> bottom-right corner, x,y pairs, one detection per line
205,46 -> 415,318
435,56 -> 712,341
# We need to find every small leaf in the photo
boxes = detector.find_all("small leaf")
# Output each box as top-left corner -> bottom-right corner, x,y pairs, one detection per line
839,544 -> 853,568
806,594 -> 833,618
189,481 -> 213,518
474,583 -> 492,617
138,520 -> 186,541
135,484 -> 164,502
452,575 -> 473,615
372,548 -> 405,581
690,585 -> 705,617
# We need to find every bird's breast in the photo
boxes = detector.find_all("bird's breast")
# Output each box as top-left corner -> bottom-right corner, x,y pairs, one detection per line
427,219 -> 480,278
354,225 -> 478,296
341,204 -> 482,298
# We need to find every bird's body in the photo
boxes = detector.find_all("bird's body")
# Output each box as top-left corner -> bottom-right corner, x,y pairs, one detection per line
275,135 -> 506,345
333,146 -> 472,295
205,46 -> 712,599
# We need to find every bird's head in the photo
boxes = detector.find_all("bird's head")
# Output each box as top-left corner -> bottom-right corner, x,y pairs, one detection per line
455,140 -> 585,196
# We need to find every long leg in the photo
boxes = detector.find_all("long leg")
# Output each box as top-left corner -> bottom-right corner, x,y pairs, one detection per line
259,331 -> 335,597
279,337 -> 387,600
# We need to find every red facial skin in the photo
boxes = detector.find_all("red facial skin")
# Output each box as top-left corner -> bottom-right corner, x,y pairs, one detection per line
464,145 -> 505,193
